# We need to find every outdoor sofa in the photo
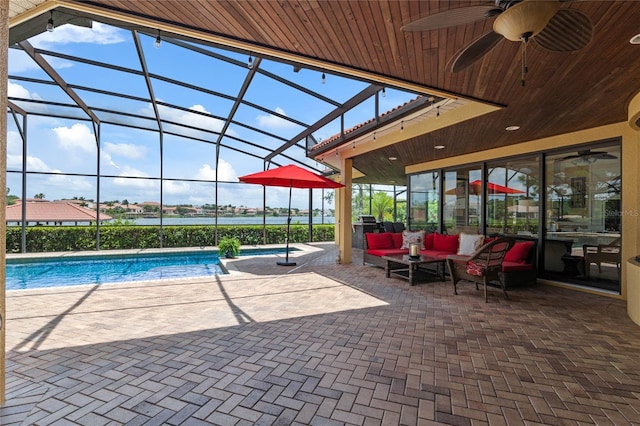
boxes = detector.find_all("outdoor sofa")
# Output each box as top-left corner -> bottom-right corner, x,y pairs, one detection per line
363,230 -> 537,288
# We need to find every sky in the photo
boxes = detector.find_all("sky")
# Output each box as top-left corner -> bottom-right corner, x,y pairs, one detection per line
7,20 -> 414,209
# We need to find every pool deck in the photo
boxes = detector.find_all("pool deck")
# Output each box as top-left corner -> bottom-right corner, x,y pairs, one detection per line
2,242 -> 640,425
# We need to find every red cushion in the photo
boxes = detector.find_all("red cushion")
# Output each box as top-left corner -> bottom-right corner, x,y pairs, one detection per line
420,249 -> 454,259
367,248 -> 409,257
424,233 -> 434,250
391,233 -> 404,249
466,261 -> 486,277
366,232 -> 393,250
433,234 -> 459,252
504,241 -> 534,263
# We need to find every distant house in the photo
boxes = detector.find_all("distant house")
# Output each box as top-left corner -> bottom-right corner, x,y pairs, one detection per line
162,206 -> 178,215
6,200 -> 112,225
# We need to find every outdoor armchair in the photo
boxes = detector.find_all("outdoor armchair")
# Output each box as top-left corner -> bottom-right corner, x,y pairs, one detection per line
583,237 -> 621,279
446,237 -> 515,302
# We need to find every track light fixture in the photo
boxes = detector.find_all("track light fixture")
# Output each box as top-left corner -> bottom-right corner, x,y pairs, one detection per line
436,106 -> 440,118
46,11 -> 54,32
248,55 -> 253,69
154,31 -> 161,48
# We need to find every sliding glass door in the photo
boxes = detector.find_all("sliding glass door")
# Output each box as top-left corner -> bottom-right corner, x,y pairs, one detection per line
544,143 -> 621,292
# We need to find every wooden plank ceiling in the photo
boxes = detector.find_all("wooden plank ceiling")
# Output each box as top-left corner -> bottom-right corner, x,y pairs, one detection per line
61,1 -> 640,182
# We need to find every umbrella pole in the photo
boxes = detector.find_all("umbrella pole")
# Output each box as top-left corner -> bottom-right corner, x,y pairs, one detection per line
277,185 -> 296,266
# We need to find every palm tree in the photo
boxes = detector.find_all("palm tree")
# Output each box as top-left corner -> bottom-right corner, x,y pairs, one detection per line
371,191 -> 393,222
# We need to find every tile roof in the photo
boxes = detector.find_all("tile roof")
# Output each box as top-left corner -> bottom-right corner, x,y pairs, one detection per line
5,201 -> 112,223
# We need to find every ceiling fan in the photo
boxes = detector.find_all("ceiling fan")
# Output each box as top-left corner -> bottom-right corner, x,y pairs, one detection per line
562,150 -> 618,163
402,0 -> 593,85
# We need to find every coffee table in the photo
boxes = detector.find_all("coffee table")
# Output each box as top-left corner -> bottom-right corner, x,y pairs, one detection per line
381,254 -> 446,286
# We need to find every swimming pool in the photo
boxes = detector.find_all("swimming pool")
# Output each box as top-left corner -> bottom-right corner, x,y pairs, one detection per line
5,248 -> 293,290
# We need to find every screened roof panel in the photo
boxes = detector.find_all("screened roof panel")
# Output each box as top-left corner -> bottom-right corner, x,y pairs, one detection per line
39,53 -> 150,99
8,78 -> 75,107
150,78 -> 235,120
257,59 -> 370,106
312,117 -> 343,145
8,47 -> 56,81
342,97 -> 377,134
144,35 -> 247,99
73,89 -> 156,118
232,103 -> 306,141
9,99 -> 91,120
223,124 -> 286,152
243,71 -> 336,125
28,22 -> 143,70
95,111 -> 158,131
162,121 -> 220,143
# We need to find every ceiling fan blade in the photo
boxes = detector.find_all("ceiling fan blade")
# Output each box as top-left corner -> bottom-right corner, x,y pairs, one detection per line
448,31 -> 503,72
534,9 -> 593,52
401,5 -> 500,32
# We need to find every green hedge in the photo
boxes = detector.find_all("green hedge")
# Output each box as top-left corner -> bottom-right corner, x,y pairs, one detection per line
5,224 -> 335,253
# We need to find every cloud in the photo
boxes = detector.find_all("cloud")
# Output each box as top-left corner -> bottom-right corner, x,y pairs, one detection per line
6,130 -> 53,172
103,142 -> 147,159
156,104 -> 236,136
256,107 -> 297,130
112,172 -> 156,190
52,123 -> 96,153
163,180 -> 192,195
100,151 -> 119,169
116,166 -> 151,179
31,22 -> 125,48
194,159 -> 238,182
8,81 -> 35,99
8,49 -> 37,73
46,174 -> 94,192
9,22 -> 124,72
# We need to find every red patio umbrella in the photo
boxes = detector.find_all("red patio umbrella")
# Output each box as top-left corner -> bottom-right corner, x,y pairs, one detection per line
238,164 -> 344,266
445,180 -> 526,195
478,180 -> 526,195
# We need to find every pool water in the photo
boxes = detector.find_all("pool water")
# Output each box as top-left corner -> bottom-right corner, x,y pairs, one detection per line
6,248 -> 294,290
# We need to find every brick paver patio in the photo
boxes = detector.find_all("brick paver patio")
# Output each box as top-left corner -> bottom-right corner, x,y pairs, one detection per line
2,243 -> 640,425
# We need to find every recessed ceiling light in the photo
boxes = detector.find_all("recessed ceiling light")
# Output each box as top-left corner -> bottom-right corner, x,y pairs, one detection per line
434,145 -> 445,150
388,156 -> 397,161
631,34 -> 640,44
505,125 -> 520,131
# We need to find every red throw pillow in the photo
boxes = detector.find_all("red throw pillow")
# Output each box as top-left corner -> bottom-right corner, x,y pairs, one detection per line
366,232 -> 393,250
390,232 -> 404,249
424,233 -> 434,250
504,241 -> 534,263
433,233 -> 459,252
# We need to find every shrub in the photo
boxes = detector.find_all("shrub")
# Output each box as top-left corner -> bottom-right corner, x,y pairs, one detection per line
218,236 -> 241,258
6,224 -> 335,253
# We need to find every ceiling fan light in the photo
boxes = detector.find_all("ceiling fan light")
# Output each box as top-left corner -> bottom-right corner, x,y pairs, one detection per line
493,1 -> 560,42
